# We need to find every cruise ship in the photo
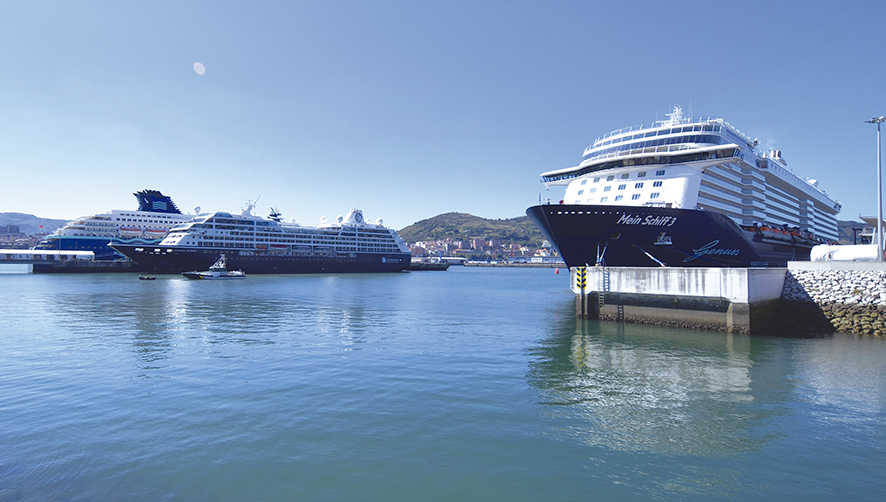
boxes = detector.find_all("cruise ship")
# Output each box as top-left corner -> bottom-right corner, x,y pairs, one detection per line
526,107 -> 841,268
110,206 -> 411,274
34,190 -> 190,260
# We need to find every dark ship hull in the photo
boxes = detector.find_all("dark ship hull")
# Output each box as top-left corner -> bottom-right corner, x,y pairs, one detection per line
110,244 -> 411,274
526,204 -> 817,268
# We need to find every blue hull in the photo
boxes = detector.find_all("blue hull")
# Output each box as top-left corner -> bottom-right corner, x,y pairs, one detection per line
34,236 -> 163,260
526,204 -> 811,268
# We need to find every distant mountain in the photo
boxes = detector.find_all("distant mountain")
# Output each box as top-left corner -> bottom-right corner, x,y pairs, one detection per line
398,212 -> 546,246
0,213 -> 68,235
837,219 -> 865,244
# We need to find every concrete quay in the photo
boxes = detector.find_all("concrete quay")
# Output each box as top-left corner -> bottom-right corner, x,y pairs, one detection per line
571,267 -> 786,335
572,262 -> 886,336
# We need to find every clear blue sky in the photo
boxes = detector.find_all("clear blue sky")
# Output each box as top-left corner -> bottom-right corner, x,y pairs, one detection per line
2,1 -> 884,228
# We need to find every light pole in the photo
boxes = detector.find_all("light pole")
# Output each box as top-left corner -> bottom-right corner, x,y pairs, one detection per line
865,116 -> 886,261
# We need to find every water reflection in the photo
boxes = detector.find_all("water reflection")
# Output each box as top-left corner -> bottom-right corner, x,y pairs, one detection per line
528,314 -> 778,456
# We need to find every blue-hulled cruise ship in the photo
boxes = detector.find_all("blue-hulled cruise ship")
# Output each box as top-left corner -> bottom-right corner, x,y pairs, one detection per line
34,190 -> 191,260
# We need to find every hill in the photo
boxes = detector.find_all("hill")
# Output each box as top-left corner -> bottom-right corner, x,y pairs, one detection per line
0,213 -> 68,235
398,212 -> 546,246
837,219 -> 866,244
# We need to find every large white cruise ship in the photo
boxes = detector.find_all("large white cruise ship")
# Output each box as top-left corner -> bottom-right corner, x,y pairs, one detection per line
526,107 -> 841,267
34,190 -> 191,260
110,206 -> 411,274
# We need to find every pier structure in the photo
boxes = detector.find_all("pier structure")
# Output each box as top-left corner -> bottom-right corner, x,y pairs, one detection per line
572,262 -> 886,336
571,266 -> 786,335
0,249 -> 94,264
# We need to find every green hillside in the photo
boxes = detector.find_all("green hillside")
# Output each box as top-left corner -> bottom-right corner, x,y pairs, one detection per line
398,212 -> 546,246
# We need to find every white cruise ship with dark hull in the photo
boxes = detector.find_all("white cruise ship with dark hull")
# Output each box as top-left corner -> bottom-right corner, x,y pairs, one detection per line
111,207 -> 411,274
527,107 -> 841,268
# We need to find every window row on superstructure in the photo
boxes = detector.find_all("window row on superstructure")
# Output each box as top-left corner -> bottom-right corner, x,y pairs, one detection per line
586,134 -> 723,160
544,148 -> 739,183
591,123 -> 723,149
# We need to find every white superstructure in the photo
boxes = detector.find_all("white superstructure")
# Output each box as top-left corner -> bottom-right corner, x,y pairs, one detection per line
47,209 -> 191,241
162,208 -> 410,255
541,107 -> 841,241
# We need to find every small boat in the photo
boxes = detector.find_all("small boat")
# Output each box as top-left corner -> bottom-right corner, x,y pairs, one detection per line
408,258 -> 450,271
182,254 -> 246,280
138,275 -> 156,280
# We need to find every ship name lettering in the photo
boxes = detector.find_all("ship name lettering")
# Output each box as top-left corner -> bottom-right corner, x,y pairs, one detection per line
683,240 -> 741,262
615,214 -> 677,226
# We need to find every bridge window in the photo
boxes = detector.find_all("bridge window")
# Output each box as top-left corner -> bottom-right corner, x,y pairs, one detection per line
632,194 -> 641,200
615,195 -> 623,201
637,171 -> 646,177
653,181 -> 663,187
656,170 -> 666,176
617,184 -> 626,190
635,182 -> 643,189
603,186 -> 611,192
650,193 -> 660,199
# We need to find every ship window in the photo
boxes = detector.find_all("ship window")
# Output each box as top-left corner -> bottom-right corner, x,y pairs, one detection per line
593,177 -> 600,183
577,190 -> 584,195
589,188 -> 597,193
656,170 -> 666,176
603,186 -> 611,192
650,193 -> 660,199
653,181 -> 663,187
632,194 -> 641,200
606,175 -> 614,181
580,179 -> 587,185
637,171 -> 646,177
620,173 -> 629,179
617,184 -> 626,190
644,131 -> 655,137
615,195 -> 623,201
600,197 -> 608,202
635,182 -> 643,189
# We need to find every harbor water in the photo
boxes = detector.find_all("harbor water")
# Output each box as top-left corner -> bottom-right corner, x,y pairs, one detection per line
1,267 -> 885,501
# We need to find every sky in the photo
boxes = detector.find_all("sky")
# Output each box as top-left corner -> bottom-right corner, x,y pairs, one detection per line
1,0 -> 885,229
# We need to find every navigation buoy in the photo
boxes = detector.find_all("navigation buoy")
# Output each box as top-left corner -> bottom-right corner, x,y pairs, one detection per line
554,268 -> 559,274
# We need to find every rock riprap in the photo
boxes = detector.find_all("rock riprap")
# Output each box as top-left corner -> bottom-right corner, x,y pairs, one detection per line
782,269 -> 886,336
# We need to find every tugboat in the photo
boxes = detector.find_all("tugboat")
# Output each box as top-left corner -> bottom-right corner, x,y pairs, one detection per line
182,254 -> 246,280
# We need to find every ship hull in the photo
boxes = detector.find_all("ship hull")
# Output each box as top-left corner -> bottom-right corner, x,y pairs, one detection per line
526,204 -> 811,268
35,236 -> 163,260
110,244 -> 411,274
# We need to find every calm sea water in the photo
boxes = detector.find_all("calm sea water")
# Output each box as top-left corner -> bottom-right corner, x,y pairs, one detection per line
1,266 -> 884,501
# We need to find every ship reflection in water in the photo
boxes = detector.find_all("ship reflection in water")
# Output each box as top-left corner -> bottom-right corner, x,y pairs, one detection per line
528,316 -> 785,457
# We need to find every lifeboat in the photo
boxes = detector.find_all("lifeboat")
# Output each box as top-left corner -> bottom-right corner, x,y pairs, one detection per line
119,227 -> 143,238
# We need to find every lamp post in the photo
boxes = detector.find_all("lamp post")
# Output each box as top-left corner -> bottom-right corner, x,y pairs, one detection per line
865,116 -> 886,261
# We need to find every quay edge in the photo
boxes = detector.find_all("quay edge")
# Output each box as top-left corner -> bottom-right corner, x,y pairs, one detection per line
571,263 -> 886,336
